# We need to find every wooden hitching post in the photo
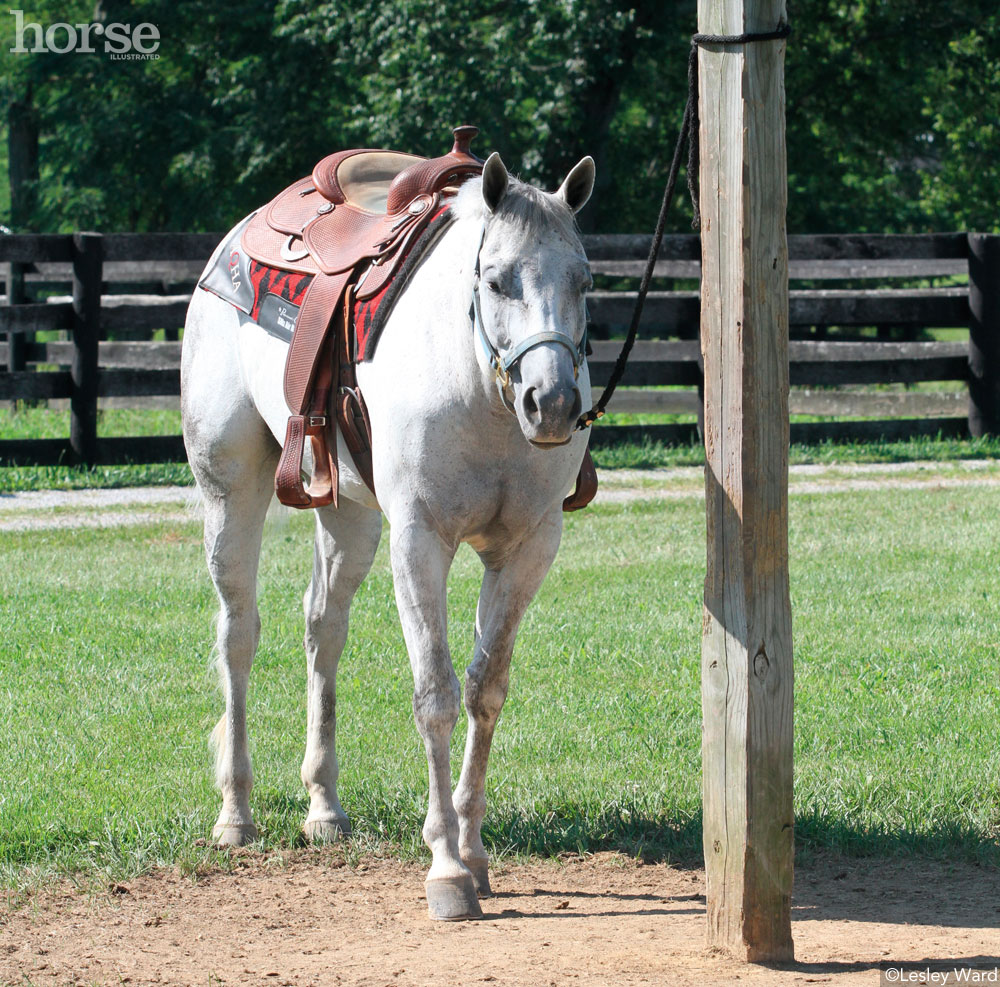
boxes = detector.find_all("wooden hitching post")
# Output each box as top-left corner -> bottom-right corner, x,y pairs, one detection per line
697,0 -> 795,962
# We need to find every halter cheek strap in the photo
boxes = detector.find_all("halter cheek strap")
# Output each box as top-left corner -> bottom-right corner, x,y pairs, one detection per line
469,225 -> 588,414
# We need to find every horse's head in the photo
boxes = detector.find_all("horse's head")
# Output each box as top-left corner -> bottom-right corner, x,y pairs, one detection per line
470,152 -> 595,447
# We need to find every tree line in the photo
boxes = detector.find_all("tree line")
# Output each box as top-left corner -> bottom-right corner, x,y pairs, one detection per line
1,0 -> 997,235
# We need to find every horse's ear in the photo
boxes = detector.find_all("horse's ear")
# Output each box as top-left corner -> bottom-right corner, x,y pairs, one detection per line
557,156 -> 596,214
482,152 -> 509,213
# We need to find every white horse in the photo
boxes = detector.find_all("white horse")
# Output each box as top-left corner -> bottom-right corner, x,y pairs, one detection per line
181,152 -> 596,920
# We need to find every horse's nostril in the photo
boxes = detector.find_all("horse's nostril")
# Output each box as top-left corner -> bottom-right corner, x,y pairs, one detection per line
522,386 -> 539,420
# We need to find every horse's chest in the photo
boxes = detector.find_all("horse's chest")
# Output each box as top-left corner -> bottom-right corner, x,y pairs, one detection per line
422,454 -> 568,541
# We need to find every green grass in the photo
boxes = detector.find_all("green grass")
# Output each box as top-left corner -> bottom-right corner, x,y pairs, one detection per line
0,406 -> 183,441
2,433 -> 1000,490
590,433 -> 1000,470
1,482 -> 998,891
0,462 -> 193,493
0,407 -> 190,491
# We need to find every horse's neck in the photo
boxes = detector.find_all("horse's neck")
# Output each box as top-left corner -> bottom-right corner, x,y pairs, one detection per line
377,214 -> 486,394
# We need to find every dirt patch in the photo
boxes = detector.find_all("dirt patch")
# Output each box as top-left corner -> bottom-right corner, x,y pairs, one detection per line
2,852 -> 997,986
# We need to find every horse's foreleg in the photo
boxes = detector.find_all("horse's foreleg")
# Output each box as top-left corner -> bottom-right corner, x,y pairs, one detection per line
390,523 -> 480,920
453,515 -> 563,897
301,498 -> 382,841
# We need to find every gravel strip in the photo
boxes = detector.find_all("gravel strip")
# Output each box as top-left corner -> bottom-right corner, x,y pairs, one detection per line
0,485 -> 197,511
1,460 -> 998,528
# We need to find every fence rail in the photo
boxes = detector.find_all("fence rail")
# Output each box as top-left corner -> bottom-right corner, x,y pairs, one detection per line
2,231 -> 999,467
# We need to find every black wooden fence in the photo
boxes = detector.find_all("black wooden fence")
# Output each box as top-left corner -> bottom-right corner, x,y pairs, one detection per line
1,231 -> 998,465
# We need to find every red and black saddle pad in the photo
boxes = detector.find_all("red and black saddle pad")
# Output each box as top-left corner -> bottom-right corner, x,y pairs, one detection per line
203,207 -> 455,361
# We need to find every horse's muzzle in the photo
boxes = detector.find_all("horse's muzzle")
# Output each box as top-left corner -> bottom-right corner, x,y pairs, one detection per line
518,382 -> 582,446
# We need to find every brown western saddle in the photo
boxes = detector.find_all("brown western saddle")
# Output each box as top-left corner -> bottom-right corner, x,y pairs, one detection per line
242,125 -> 596,512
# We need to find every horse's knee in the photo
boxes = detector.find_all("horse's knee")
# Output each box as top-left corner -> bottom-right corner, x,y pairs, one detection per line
413,661 -> 461,739
303,577 -> 352,651
464,666 -> 509,724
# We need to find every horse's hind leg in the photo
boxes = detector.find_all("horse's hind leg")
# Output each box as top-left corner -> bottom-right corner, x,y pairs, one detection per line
453,514 -> 563,897
198,453 -> 275,846
184,329 -> 278,846
301,498 -> 382,841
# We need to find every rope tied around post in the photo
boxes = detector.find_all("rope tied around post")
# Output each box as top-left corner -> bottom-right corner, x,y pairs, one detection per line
576,21 -> 791,431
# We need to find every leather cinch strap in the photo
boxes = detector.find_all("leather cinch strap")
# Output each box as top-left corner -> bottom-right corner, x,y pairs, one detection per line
275,271 -> 352,508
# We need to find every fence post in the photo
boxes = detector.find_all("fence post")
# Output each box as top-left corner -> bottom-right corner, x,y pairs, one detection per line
697,0 -> 794,963
968,233 -> 1000,438
71,232 -> 103,465
3,261 -> 29,410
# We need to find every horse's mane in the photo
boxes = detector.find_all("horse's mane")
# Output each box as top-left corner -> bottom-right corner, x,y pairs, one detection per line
453,173 -> 582,247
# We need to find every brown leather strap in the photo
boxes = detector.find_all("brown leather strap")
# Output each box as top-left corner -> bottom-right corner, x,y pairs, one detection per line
283,270 -> 352,414
276,270 -> 348,509
336,285 -> 377,496
275,330 -> 339,508
562,447 -> 598,512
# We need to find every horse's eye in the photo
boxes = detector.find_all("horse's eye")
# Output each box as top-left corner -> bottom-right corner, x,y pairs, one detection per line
487,279 -> 502,295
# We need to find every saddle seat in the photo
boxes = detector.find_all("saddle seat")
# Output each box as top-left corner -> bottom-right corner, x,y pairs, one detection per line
241,126 -> 483,286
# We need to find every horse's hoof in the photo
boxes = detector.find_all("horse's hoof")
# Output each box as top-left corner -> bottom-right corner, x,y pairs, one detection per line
211,822 -> 257,847
303,816 -> 352,842
463,857 -> 492,898
425,874 -> 484,921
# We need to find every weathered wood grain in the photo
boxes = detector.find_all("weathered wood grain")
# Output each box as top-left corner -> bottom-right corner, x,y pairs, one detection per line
95,434 -> 187,463
587,287 -> 969,336
38,340 -> 183,370
98,369 -> 180,397
3,261 -> 29,406
100,300 -> 190,333
0,370 -> 73,401
581,231 -> 968,262
0,234 -> 74,264
99,232 -> 222,262
590,257 -> 968,279
0,302 -> 74,333
0,437 -> 73,466
603,386 -> 964,418
698,0 -> 794,962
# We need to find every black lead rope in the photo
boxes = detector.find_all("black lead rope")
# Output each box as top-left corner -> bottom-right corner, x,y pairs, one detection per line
576,22 -> 791,431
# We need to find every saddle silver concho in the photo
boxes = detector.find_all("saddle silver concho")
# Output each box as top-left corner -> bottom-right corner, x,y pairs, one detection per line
408,198 -> 428,215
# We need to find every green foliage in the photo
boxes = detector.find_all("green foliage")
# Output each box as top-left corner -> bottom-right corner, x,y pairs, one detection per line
785,0 -> 1000,233
919,17 -> 1000,233
2,1 -> 995,235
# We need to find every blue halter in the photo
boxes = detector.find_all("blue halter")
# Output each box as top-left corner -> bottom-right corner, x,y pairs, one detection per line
469,225 -> 588,413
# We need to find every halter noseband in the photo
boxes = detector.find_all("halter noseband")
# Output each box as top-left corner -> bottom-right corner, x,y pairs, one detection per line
469,224 -> 587,413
